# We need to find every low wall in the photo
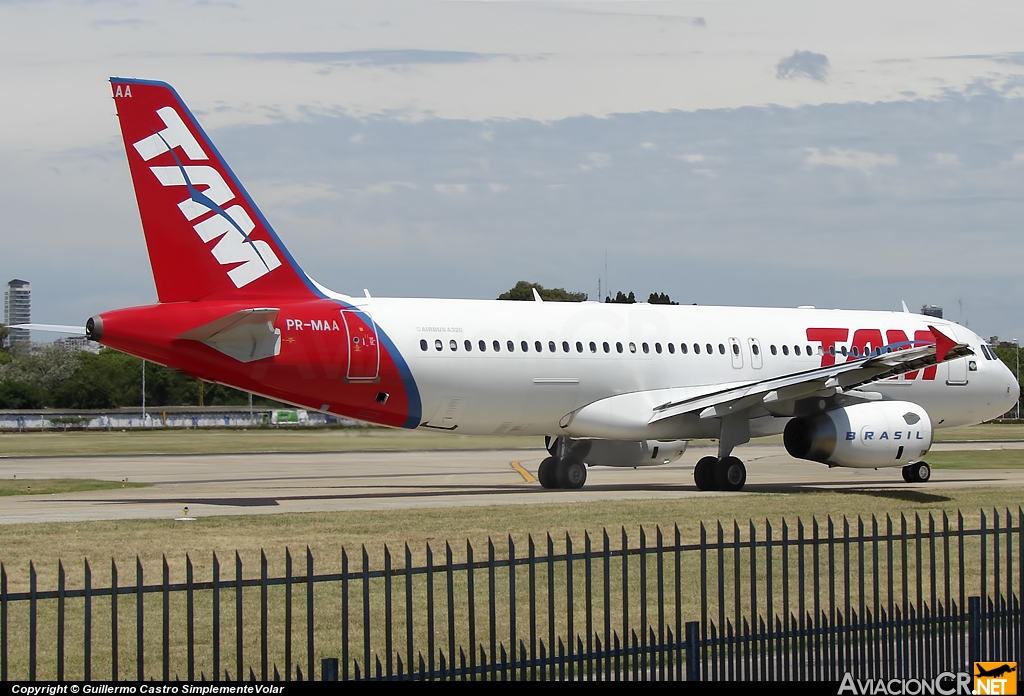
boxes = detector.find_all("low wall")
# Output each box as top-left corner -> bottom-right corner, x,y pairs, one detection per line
0,407 -> 364,431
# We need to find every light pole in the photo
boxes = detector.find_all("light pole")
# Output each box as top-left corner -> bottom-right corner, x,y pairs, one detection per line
1014,340 -> 1021,420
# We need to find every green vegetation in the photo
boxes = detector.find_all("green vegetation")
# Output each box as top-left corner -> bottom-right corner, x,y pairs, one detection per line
927,449 -> 1024,469
604,290 -> 680,304
0,345 -> 285,410
497,280 -> 587,302
0,478 -> 149,496
0,428 -> 541,457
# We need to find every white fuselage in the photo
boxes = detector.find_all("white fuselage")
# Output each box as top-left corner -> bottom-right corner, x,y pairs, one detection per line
362,299 -> 1018,439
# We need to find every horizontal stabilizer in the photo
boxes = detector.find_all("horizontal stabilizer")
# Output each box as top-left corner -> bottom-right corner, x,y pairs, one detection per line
177,308 -> 280,363
11,324 -> 85,335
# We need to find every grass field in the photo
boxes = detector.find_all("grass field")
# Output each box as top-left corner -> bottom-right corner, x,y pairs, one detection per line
0,478 -> 149,496
0,422 -> 1021,458
0,428 -> 541,457
1,486 -> 1021,681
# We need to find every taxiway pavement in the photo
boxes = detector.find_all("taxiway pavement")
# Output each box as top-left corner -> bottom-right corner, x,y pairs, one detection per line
0,441 -> 1022,524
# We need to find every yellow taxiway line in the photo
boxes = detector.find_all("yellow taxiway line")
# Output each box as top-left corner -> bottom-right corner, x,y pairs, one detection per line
510,461 -> 536,483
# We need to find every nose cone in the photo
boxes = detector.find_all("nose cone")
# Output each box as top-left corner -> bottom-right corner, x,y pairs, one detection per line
1001,360 -> 1020,415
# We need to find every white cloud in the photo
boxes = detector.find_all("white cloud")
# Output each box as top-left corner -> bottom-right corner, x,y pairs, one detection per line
488,183 -> 509,193
434,183 -> 469,196
677,153 -> 705,163
639,142 -> 657,151
805,147 -> 897,174
934,152 -> 960,165
579,152 -> 610,171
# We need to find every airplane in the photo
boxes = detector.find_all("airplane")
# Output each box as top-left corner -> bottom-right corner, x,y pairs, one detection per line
75,77 -> 1019,491
975,663 -> 1017,679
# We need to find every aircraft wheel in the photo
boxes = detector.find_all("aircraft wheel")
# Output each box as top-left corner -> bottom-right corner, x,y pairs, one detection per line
694,456 -> 719,491
912,461 -> 931,483
901,465 -> 914,483
558,458 -> 587,490
538,457 -> 559,489
715,456 -> 747,492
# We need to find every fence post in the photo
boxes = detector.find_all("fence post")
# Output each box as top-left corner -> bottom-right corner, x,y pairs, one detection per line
968,595 -> 982,665
685,621 -> 701,681
321,657 -> 339,681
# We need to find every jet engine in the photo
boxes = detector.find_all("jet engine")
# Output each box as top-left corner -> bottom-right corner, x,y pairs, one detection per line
783,401 -> 932,469
547,437 -> 688,468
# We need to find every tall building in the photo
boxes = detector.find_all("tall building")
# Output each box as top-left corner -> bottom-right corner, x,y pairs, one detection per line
921,304 -> 943,319
3,279 -> 31,346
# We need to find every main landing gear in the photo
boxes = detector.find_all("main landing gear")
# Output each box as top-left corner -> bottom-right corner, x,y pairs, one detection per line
693,455 -> 747,492
538,456 -> 587,490
901,461 -> 931,483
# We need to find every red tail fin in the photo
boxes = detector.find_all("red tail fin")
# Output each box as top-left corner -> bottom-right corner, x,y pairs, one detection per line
111,78 -> 317,303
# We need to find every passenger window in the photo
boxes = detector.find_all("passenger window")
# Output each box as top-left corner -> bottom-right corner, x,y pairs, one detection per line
629,342 -> 637,353
793,345 -> 801,356
562,341 -> 570,353
752,344 -> 760,356
521,341 -> 528,352
841,346 -> 848,356
535,341 -> 542,352
680,343 -> 688,354
706,343 -> 713,354
465,340 -> 472,352
493,340 -> 501,352
782,345 -> 789,356
450,340 -> 458,351
668,343 -> 675,354
693,343 -> 700,354
655,343 -> 662,354
435,339 -> 443,351
616,342 -> 624,353
731,343 -> 739,355
576,341 -> 584,353
642,342 -> 650,354
420,339 -> 428,351
718,344 -> 725,355
590,341 -> 597,353
829,346 -> 836,356
807,345 -> 813,355
770,345 -> 777,355
603,342 -> 610,353
479,340 -> 487,352
549,341 -> 556,353
852,346 -> 859,357
507,340 -> 514,352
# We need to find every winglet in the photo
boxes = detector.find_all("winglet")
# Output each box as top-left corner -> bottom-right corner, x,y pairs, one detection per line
929,325 -> 957,362
532,288 -> 543,302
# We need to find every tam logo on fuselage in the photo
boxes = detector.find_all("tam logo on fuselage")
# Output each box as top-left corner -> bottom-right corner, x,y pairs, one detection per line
131,105 -> 281,288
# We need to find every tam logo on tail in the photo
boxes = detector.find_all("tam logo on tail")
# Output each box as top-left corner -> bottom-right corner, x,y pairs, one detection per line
130,106 -> 282,288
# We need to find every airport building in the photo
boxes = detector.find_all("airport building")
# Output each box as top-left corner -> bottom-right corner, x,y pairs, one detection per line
3,278 -> 31,347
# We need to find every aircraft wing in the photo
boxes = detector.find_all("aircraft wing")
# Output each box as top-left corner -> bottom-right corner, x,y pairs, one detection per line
648,325 -> 971,424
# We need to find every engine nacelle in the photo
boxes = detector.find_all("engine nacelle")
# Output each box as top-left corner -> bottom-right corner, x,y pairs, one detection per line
784,401 -> 932,469
576,439 -> 688,468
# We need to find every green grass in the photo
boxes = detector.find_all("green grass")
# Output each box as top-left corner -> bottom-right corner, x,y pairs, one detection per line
1,488 -> 1021,681
927,448 -> 1024,469
0,428 -> 541,457
0,478 -> 149,496
1,422 -> 1021,458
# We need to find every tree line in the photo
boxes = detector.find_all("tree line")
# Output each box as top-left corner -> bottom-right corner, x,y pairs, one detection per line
0,331 -> 275,410
497,280 -> 679,305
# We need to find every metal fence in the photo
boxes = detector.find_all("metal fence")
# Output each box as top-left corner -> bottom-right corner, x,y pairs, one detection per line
0,509 -> 1020,681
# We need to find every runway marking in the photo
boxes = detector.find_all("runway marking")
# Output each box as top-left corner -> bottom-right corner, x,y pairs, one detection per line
511,461 -> 536,483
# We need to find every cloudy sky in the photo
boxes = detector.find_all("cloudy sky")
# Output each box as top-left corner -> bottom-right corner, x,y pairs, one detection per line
3,1 -> 1024,341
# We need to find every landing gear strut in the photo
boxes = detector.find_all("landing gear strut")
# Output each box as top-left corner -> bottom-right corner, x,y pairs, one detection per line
693,455 -> 747,492
902,461 -> 931,483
